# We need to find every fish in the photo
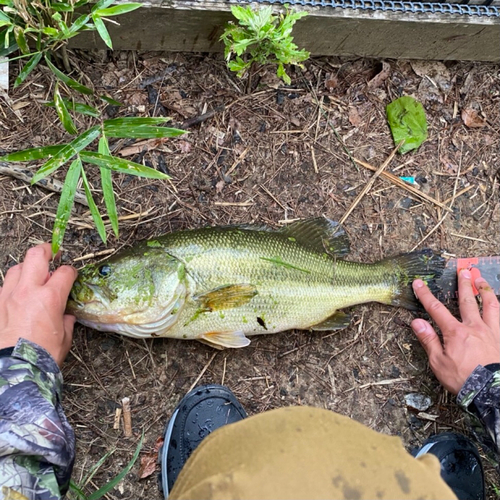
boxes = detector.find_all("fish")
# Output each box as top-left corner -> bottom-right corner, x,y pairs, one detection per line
66,218 -> 444,349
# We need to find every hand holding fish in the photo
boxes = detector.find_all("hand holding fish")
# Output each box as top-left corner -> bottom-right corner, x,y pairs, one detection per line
0,243 -> 77,366
411,271 -> 500,395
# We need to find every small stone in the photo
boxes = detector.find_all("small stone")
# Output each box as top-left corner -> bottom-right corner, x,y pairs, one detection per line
405,393 -> 432,412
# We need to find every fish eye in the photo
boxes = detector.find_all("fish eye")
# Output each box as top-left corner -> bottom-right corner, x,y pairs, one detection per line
98,265 -> 111,277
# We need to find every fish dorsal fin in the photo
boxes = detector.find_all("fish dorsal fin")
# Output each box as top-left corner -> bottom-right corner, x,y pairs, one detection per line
309,311 -> 351,331
195,284 -> 258,311
280,218 -> 350,257
199,330 -> 251,349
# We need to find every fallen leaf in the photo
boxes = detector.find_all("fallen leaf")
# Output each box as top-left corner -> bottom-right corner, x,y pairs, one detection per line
138,437 -> 164,480
348,107 -> 362,127
461,108 -> 486,128
324,75 -> 338,91
178,140 -> 192,153
411,61 -> 451,93
367,62 -> 391,89
386,96 -> 428,154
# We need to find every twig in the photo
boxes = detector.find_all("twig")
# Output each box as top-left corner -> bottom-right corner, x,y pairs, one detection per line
180,105 -> 225,130
73,249 -> 116,262
310,145 -> 319,174
113,408 -> 122,431
187,352 -> 217,393
410,155 -> 462,251
340,142 -> 402,225
122,397 -> 133,437
442,185 -> 473,205
354,158 -> 453,213
0,162 -> 89,207
450,233 -> 488,243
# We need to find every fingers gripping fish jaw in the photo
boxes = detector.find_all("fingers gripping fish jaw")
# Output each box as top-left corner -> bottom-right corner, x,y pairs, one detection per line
67,249 -> 188,337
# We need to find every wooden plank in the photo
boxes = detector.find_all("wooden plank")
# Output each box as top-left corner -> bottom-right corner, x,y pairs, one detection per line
70,1 -> 500,62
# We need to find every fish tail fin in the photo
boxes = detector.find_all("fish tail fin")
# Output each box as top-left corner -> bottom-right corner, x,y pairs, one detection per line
383,249 -> 445,311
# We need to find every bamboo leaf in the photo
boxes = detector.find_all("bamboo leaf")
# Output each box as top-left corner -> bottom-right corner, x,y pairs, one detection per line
87,433 -> 143,500
44,56 -> 94,95
13,26 -> 29,54
54,83 -> 78,135
31,126 -> 101,184
104,125 -> 186,139
1,145 -> 64,162
14,52 -> 42,87
67,14 -> 91,35
46,99 -> 100,118
91,0 -> 115,13
52,157 -> 81,255
92,14 -> 112,49
98,136 -> 118,237
100,95 -> 122,106
103,117 -> 172,127
94,4 -> 142,16
81,167 -> 107,244
80,151 -> 169,180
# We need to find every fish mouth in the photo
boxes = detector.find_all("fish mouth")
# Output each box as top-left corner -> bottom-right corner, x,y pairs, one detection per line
68,281 -> 115,309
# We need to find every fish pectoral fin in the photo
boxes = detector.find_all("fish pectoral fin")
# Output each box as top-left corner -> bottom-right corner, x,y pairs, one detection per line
195,284 -> 258,311
280,217 -> 350,257
309,311 -> 351,331
198,330 -> 251,349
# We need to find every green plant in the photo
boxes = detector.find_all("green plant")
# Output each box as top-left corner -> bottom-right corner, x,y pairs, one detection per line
220,5 -> 309,85
1,118 -> 187,255
68,432 -> 143,500
0,0 -> 141,132
1,1 -> 187,255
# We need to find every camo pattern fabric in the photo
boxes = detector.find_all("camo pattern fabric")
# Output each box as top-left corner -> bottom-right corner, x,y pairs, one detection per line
0,339 -> 75,500
457,363 -> 500,463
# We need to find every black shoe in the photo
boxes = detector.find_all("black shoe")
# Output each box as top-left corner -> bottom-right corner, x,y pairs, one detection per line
158,384 -> 247,498
413,432 -> 484,500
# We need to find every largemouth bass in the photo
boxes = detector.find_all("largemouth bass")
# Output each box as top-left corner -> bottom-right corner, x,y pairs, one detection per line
67,218 -> 444,349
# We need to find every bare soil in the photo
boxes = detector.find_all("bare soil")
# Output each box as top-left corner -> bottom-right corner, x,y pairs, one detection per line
1,52 -> 499,498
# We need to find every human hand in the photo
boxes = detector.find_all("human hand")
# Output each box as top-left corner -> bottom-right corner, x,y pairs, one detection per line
411,270 -> 500,394
0,243 -> 77,366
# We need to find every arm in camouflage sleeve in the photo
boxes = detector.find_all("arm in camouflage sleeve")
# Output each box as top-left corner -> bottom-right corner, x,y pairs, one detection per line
457,363 -> 500,459
0,339 -> 75,500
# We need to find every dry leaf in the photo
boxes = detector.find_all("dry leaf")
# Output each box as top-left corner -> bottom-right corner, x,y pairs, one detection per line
138,437 -> 164,479
461,108 -> 486,128
411,61 -> 451,93
367,62 -> 391,89
178,140 -> 192,154
348,107 -> 362,127
324,76 -> 338,91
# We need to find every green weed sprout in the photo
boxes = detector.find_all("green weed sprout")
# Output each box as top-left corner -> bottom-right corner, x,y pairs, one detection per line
220,5 -> 309,85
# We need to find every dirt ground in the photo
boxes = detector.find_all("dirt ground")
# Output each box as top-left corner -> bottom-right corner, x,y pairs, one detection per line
1,52 -> 499,498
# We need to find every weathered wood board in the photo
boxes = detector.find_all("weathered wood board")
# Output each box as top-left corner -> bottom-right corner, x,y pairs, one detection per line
70,1 -> 500,62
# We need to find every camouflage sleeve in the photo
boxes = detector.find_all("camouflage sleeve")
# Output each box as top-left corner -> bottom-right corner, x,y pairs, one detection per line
0,339 -> 75,500
457,363 -> 500,461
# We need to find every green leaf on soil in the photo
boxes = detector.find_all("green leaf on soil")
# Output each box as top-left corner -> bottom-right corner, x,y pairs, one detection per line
52,157 -> 81,255
14,52 -> 42,87
386,96 -> 428,154
31,125 -> 101,184
1,145 -> 64,162
80,151 -> 170,180
98,136 -> 119,237
103,125 -> 186,139
54,82 -> 78,135
81,167 -> 107,244
45,56 -> 94,95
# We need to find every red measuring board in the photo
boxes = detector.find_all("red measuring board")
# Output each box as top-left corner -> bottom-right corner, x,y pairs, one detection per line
436,256 -> 500,302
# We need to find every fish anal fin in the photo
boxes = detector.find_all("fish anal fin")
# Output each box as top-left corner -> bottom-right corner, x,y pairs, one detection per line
281,218 -> 350,257
310,311 -> 351,331
198,330 -> 251,349
196,284 -> 257,311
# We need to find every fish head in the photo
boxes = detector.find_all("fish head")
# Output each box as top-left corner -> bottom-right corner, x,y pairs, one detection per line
67,248 -> 187,336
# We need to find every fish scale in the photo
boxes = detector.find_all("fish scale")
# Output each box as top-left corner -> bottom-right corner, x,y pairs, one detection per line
67,218 -> 445,349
